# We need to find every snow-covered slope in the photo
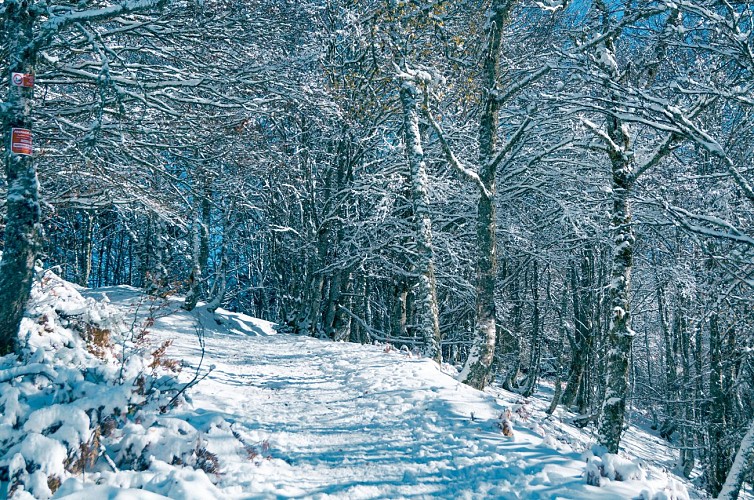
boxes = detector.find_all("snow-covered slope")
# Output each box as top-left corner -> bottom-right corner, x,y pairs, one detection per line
2,278 -> 699,499
76,286 -> 694,499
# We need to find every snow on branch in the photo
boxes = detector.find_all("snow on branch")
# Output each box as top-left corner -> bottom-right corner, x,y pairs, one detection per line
393,63 -> 438,87
0,363 -> 58,384
422,102 -> 492,199
495,64 -> 552,105
488,116 -> 533,172
633,132 -> 677,181
665,204 -> 754,248
61,66 -> 205,90
632,95 -> 711,180
41,0 -> 166,34
493,5 -> 669,104
522,138 -> 574,171
30,0 -> 167,53
649,100 -> 754,206
581,118 -> 621,154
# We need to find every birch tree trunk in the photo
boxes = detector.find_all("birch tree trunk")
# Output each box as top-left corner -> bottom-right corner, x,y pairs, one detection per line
0,1 -> 40,355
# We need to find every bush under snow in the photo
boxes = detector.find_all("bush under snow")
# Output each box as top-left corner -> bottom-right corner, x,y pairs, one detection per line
0,270 -> 233,499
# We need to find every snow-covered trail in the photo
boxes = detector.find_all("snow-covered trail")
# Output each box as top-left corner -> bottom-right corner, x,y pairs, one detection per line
174,335 -> 596,499
86,287 -> 678,499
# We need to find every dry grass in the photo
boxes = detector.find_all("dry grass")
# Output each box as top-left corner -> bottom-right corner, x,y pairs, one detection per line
149,340 -> 181,374
194,446 -> 221,475
47,475 -> 61,495
82,325 -> 112,359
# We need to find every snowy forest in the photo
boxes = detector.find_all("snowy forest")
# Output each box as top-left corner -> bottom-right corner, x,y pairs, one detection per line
0,0 -> 753,498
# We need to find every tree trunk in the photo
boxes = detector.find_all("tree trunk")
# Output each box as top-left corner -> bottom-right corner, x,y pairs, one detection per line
398,78 -> 441,362
145,219 -> 168,295
333,273 -> 353,341
522,260 -> 541,397
459,0 -> 515,389
676,298 -> 695,477
390,279 -> 408,340
501,269 -> 524,391
596,89 -> 636,453
183,217 -> 203,311
708,313 -> 731,495
77,211 -> 94,287
183,182 -> 211,311
547,289 -> 569,415
716,418 -> 754,500
323,270 -> 343,338
562,250 -> 595,409
656,284 -> 677,440
0,2 -> 39,356
206,209 -> 229,313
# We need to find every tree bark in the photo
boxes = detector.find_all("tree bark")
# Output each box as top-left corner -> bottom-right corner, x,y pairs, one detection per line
0,1 -> 40,356
596,170 -> 635,453
676,298 -> 695,477
708,313 -> 731,495
398,78 -> 441,362
596,49 -> 636,451
522,260 -> 541,397
206,212 -> 228,314
656,283 -> 677,441
716,418 -> 754,500
182,215 -> 203,311
459,0 -> 516,389
562,250 -> 595,408
197,184 -> 212,295
77,211 -> 94,287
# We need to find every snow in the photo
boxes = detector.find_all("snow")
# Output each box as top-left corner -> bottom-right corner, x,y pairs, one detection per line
23,406 -> 91,447
1,273 -> 706,499
55,485 -> 170,500
601,453 -> 646,481
15,434 -> 68,478
74,286 -> 701,499
535,0 -> 566,12
595,44 -> 619,75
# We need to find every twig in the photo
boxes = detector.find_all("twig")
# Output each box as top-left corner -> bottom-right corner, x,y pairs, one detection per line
162,320 -> 214,412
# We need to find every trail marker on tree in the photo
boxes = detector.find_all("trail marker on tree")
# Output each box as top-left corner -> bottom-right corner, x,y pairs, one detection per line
11,73 -> 34,88
10,128 -> 32,156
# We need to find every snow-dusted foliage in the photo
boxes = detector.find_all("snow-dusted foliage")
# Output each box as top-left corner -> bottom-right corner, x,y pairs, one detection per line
0,271 -> 240,499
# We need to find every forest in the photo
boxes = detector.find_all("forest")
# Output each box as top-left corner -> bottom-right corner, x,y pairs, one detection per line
0,0 -> 752,498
